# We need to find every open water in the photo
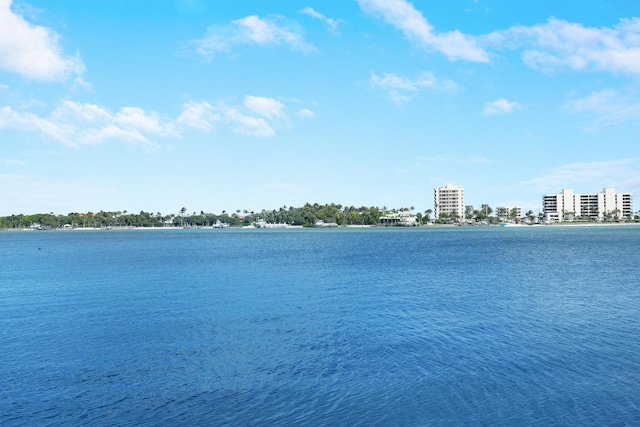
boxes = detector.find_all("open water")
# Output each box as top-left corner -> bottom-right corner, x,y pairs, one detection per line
1,226 -> 639,426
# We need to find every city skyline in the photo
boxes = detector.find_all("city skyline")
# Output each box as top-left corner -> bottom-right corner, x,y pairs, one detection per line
1,0 -> 639,216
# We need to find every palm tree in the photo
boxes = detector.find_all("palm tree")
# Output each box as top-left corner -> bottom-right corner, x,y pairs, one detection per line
611,209 -> 620,221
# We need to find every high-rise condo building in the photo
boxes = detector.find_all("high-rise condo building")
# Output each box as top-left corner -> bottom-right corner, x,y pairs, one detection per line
434,183 -> 464,220
542,188 -> 633,222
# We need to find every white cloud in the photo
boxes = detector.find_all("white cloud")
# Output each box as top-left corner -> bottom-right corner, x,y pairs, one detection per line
179,97 -> 290,137
465,0 -> 493,13
243,95 -> 285,119
486,17 -> 640,75
80,125 -> 149,146
299,7 -> 341,35
358,0 -> 640,76
177,101 -> 219,131
296,108 -> 315,118
569,90 -> 617,113
518,158 -> 640,193
0,101 -> 176,148
0,95 -> 303,145
224,107 -> 275,138
370,71 -> 457,103
0,0 -> 85,81
192,15 -> 315,59
52,100 -> 111,123
114,107 -> 177,137
55,101 -> 177,141
192,33 -> 230,57
482,98 -> 521,115
566,89 -> 640,128
357,0 -> 489,62
371,71 -> 435,91
0,105 -> 71,144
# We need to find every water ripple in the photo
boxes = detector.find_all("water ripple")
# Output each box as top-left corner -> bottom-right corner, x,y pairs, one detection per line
1,227 -> 639,425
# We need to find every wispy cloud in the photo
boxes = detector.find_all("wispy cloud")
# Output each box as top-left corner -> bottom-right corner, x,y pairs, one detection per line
465,0 -> 494,13
483,98 -> 521,115
0,95 -> 305,146
0,0 -> 85,81
244,95 -> 285,119
0,158 -> 26,166
0,101 -> 175,148
223,107 -> 275,138
299,7 -> 341,35
183,96 -> 289,138
518,158 -> 640,193
357,0 -> 489,62
192,15 -> 315,59
370,71 -> 457,103
358,0 -> 640,76
296,108 -> 315,118
485,17 -> 640,75
176,101 -> 219,131
566,89 -> 640,128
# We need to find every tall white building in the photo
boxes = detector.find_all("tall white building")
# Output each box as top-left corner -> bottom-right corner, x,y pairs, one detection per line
434,183 -> 464,220
542,188 -> 633,222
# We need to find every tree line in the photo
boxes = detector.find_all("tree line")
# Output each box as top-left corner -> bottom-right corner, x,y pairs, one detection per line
0,204 -> 439,229
3,202 -> 637,230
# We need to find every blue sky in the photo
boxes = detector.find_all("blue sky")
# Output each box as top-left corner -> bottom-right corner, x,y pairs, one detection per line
1,0 -> 639,216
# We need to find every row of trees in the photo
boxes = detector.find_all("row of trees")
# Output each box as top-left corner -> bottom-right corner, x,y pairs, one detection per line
0,205 -> 381,229
3,204 -> 638,229
560,208 -> 628,222
0,204 -> 438,229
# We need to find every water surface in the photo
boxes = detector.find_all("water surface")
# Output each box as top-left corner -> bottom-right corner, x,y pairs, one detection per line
1,226 -> 639,425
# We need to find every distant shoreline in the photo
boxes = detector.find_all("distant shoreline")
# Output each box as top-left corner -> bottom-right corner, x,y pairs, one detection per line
3,222 -> 640,232
530,222 -> 640,227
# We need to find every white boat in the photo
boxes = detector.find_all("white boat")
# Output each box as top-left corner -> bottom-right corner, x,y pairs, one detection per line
314,220 -> 339,228
254,219 -> 288,229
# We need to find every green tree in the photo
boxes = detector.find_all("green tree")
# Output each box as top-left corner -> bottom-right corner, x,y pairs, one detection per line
526,210 -> 534,223
465,205 -> 474,220
510,207 -> 520,223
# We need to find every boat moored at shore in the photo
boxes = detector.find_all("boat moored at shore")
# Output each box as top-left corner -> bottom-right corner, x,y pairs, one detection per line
314,220 -> 339,228
254,219 -> 288,229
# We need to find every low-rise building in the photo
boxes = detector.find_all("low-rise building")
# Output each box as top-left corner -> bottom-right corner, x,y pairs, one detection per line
496,206 -> 522,222
379,211 -> 418,226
